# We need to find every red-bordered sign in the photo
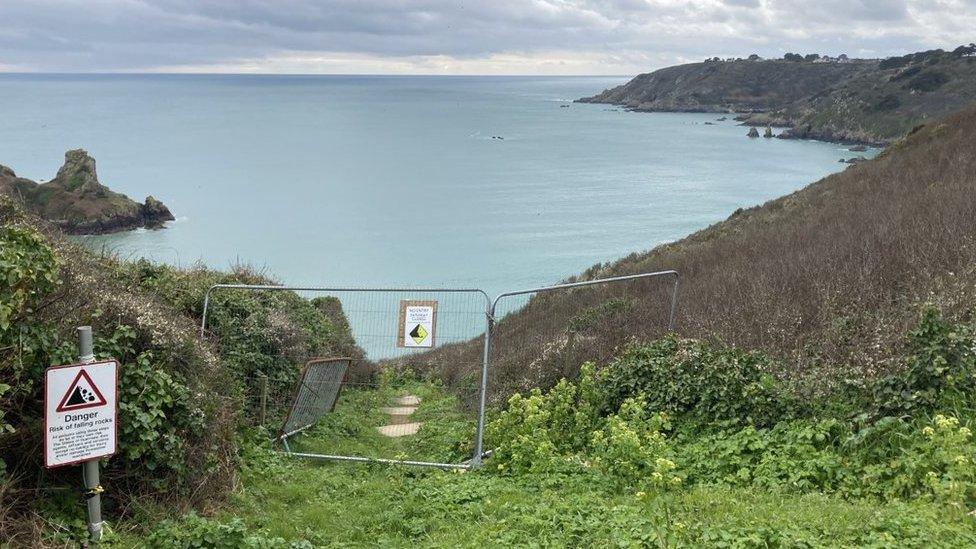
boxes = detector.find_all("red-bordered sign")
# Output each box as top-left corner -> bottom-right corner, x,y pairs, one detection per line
44,360 -> 119,468
55,369 -> 108,412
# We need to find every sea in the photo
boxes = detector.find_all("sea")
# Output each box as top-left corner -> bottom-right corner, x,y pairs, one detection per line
0,74 -> 875,299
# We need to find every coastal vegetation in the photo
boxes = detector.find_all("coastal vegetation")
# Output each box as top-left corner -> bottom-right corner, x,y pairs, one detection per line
2,84 -> 976,546
0,200 -> 359,543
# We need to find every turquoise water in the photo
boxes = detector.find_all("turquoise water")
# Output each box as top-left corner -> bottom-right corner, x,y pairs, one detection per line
0,74 -> 873,297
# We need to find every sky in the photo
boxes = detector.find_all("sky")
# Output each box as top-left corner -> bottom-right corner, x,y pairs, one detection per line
0,1 -> 973,75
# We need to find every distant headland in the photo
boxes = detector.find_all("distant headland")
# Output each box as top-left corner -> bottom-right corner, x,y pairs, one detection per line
0,149 -> 173,235
579,45 -> 976,145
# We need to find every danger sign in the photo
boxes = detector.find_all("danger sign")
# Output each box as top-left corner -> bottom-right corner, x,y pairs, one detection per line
397,300 -> 437,348
45,360 -> 118,468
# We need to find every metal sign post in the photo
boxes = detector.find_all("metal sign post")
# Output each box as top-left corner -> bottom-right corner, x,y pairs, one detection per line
44,326 -> 113,541
78,326 -> 104,541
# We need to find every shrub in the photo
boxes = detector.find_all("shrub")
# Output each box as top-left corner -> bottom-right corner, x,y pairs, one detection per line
0,224 -> 60,488
124,261 -> 365,389
144,513 -> 309,549
872,94 -> 901,112
94,325 -> 205,479
869,307 -> 976,419
0,204 -> 240,542
589,396 -> 679,489
487,364 -> 602,474
597,337 -> 790,426
904,70 -> 950,92
678,418 -> 851,490
848,414 -> 976,506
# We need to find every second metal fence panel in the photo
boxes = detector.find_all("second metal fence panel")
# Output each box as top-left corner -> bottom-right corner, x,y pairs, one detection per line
480,271 -> 679,459
201,285 -> 491,468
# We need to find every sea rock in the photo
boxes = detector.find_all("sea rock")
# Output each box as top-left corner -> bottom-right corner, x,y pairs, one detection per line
0,149 -> 175,235
764,127 -> 773,138
747,127 -> 760,138
142,196 -> 174,228
848,145 -> 868,152
716,117 -> 727,121
55,149 -> 102,195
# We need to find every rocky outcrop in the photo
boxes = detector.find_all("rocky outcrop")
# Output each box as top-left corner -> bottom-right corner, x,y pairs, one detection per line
764,127 -> 773,138
0,150 -> 174,235
747,127 -> 760,138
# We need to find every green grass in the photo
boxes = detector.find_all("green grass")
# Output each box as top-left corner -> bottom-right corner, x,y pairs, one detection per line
285,379 -> 475,463
110,378 -> 976,548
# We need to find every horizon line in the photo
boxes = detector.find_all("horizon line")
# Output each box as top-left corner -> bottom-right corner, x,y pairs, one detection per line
0,71 -> 634,78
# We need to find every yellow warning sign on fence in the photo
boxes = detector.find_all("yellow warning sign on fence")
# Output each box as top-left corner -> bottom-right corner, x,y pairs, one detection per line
398,300 -> 437,348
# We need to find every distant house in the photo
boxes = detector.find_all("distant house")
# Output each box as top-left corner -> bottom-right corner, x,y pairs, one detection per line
814,55 -> 852,64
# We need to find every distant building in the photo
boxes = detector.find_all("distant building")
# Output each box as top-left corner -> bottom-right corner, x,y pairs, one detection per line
814,55 -> 851,64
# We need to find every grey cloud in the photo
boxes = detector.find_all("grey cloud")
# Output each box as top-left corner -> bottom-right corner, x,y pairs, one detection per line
0,0 -> 971,72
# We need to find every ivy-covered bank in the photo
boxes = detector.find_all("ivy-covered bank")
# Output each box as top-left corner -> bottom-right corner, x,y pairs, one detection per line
0,198 -> 360,544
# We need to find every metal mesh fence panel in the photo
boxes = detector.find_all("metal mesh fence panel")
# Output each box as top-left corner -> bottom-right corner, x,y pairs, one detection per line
280,358 -> 350,437
202,285 -> 490,468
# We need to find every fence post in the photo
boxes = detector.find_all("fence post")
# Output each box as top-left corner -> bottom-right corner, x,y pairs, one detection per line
259,375 -> 269,426
471,301 -> 495,467
77,326 -> 104,542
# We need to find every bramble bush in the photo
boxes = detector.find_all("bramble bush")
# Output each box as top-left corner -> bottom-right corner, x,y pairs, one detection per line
598,337 -> 792,427
869,306 -> 976,420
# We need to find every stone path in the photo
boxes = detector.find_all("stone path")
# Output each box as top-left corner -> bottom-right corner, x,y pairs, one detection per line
376,395 -> 422,437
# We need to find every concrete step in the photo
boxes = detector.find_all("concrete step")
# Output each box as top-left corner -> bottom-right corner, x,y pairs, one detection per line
377,422 -> 423,437
380,406 -> 417,424
396,395 -> 421,406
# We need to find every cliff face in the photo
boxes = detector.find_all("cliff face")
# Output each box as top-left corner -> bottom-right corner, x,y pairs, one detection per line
578,59 -> 870,113
0,149 -> 174,235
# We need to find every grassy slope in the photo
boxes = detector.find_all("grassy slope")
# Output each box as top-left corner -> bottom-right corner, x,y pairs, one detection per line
118,377 -> 976,547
